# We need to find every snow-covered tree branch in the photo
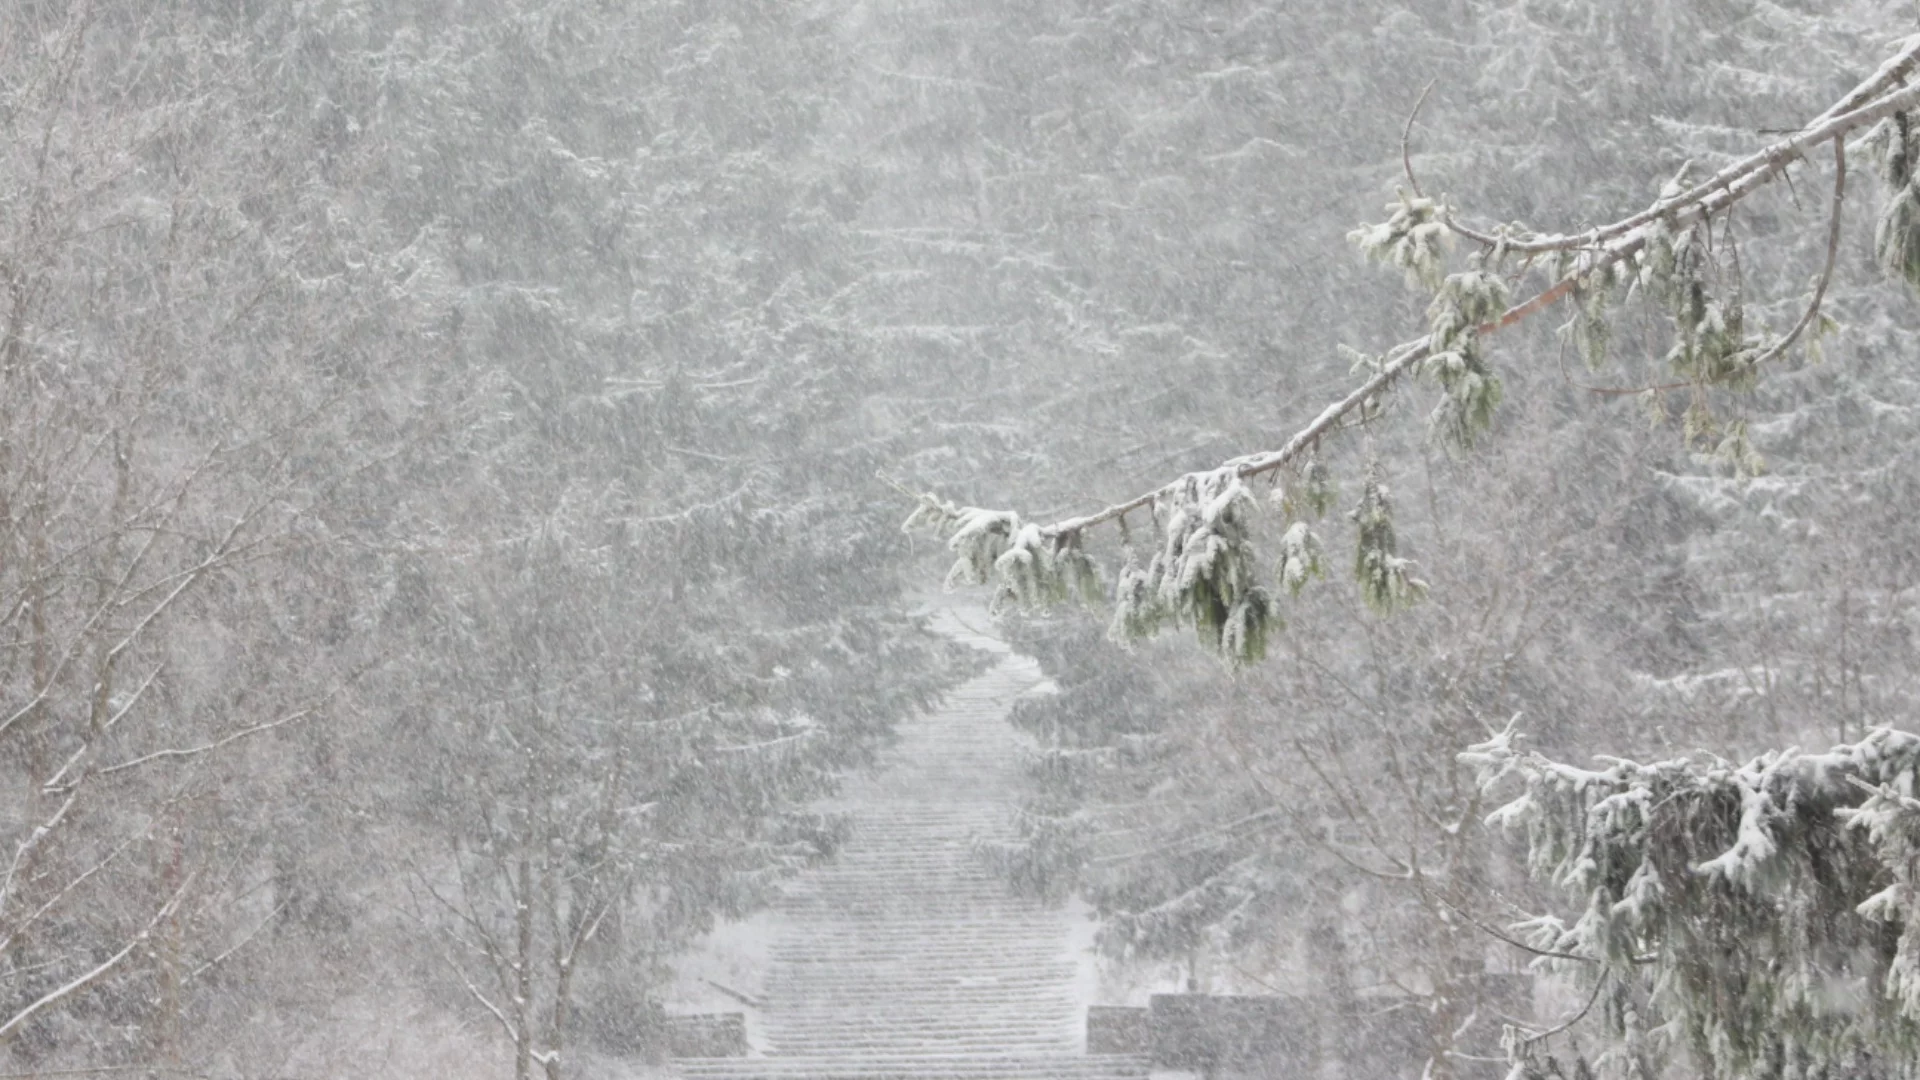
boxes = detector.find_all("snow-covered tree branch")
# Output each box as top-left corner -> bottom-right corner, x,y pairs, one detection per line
1466,722 -> 1920,1078
909,34 -> 1920,667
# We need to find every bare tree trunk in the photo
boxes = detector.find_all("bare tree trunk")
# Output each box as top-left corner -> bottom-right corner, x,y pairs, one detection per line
514,846 -> 535,1080
544,956 -> 570,1080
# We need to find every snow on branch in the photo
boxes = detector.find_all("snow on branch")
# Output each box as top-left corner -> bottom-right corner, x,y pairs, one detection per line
905,37 -> 1920,666
1036,40 -> 1920,544
1464,723 -> 1920,1077
902,492 -> 1101,617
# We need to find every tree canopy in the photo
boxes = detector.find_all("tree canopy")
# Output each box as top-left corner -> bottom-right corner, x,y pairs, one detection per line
8,1 -> 1920,1077
904,19 -> 1920,1080
910,33 -> 1920,668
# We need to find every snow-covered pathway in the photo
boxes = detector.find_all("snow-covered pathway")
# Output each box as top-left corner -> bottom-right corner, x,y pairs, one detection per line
675,603 -> 1144,1080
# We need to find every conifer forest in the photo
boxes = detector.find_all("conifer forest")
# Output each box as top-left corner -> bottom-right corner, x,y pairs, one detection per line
8,2 -> 1920,1078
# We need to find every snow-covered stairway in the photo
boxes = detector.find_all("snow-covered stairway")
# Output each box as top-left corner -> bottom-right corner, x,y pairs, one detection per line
674,605 -> 1145,1080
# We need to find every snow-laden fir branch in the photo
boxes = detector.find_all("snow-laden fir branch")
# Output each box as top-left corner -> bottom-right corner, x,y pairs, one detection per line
906,36 -> 1920,666
1463,723 -> 1920,1079
1030,40 -> 1920,544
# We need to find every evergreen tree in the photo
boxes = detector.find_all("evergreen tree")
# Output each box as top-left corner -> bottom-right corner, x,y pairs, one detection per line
900,5 -> 1920,1077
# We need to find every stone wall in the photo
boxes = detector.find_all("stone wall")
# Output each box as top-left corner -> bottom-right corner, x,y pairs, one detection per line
666,1013 -> 748,1058
1085,1007 -> 1151,1056
1083,991 -> 1468,1079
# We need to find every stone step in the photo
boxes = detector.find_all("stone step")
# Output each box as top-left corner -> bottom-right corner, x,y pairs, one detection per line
786,878 -> 1006,887
790,849 -> 1004,861
767,948 -> 1062,964
776,896 -> 1034,908
776,895 -> 1028,910
764,993 -> 1078,1006
782,864 -> 1006,875
783,859 -> 1007,873
765,975 -> 1076,995
819,832 -> 1005,841
767,967 -> 1074,982
776,886 -> 1027,899
770,959 -> 1065,969
763,1005 -> 1079,1022
761,1000 -> 1079,1020
759,1017 -> 1077,1034
779,881 -> 1020,891
767,923 -> 1059,933
763,999 -> 1077,1015
782,873 -> 1006,886
769,951 -> 1067,966
676,1054 -> 1150,1080
765,922 -> 1064,935
797,847 -> 1001,857
796,867 -> 1004,877
763,1029 -> 1079,1048
762,1026 -> 1077,1047
763,1008 -> 1079,1024
760,1021 -> 1076,1039
770,924 -> 1055,936
774,907 -> 1044,923
674,641 -> 1106,1077
762,990 -> 1076,1005
767,936 -> 1062,950
761,1040 -> 1082,1057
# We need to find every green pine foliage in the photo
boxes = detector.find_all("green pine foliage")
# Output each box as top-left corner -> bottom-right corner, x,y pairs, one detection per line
1108,556 -> 1173,645
1298,457 -> 1339,520
1632,214 -> 1761,393
1563,270 -> 1618,371
1871,112 -> 1920,290
1468,724 -> 1920,1080
908,494 -> 1105,615
1145,471 -> 1275,666
1423,261 -> 1511,448
1275,522 -> 1325,597
1350,191 -> 1452,291
1350,464 -> 1428,614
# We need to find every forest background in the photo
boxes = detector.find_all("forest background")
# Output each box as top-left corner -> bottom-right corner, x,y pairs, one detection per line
2,0 -> 1917,1078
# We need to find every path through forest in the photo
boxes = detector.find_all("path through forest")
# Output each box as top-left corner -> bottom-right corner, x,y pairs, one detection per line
674,602 -> 1146,1080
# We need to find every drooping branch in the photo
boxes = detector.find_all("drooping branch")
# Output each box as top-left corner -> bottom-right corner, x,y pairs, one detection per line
1029,46 -> 1920,545
1463,724 -> 1920,1078
1745,137 -> 1847,369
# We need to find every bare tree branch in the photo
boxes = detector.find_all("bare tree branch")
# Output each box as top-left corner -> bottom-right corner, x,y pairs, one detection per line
185,899 -> 290,984
0,873 -> 194,1044
0,834 -> 136,954
0,791 -> 78,920
92,705 -> 318,779
1402,79 -> 1438,200
1747,137 -> 1847,368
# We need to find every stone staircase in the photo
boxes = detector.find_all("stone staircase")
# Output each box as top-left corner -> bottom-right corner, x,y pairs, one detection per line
674,605 -> 1146,1080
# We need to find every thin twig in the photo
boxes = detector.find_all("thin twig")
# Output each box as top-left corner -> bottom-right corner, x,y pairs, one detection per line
1445,39 -> 1920,255
1402,79 -> 1438,198
1746,137 -> 1847,368
0,834 -> 136,955
1427,890 -> 1600,965
185,899 -> 290,983
94,707 -> 316,777
1515,969 -> 1610,1044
